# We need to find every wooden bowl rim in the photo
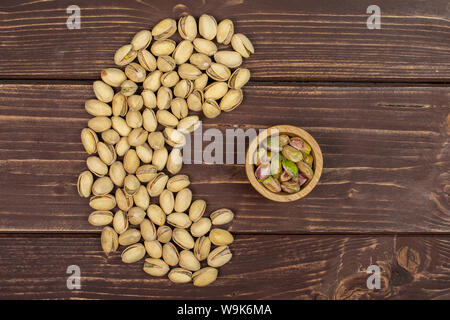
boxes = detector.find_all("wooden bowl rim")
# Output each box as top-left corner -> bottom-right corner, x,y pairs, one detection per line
245,125 -> 323,202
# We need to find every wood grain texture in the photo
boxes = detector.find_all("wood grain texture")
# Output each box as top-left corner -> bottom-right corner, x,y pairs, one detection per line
1,0 -> 450,81
0,82 -> 448,233
0,235 -> 448,299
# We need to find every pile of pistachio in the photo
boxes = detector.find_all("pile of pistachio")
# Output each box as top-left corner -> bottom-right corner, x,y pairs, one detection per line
77,14 -> 254,286
254,135 -> 314,194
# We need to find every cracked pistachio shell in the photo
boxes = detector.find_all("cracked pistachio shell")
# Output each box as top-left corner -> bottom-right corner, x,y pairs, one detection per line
97,142 -> 116,166
152,147 -> 168,171
123,149 -> 140,173
137,49 -> 157,71
194,236 -> 211,261
193,267 -> 218,287
179,250 -> 201,272
209,228 -> 234,246
170,98 -> 188,119
228,67 -> 250,89
190,217 -> 212,238
127,127 -> 148,147
151,39 -> 176,56
135,164 -> 158,183
127,94 -> 144,111
144,240 -> 162,258
189,53 -> 211,71
147,204 -> 166,226
92,176 -> 114,196
231,33 -> 254,58
143,258 -> 169,276
162,242 -> 179,266
204,81 -> 228,100
121,80 -> 138,96
164,128 -> 186,148
159,189 -> 174,214
85,99 -> 112,117
136,143 -> 153,163
172,228 -> 195,250
123,174 -> 140,195
115,188 -> 133,211
86,156 -> 108,177
178,15 -> 197,41
220,88 -> 243,112
143,70 -> 162,91
296,161 -> 314,179
112,92 -> 128,117
131,29 -> 152,51
113,210 -> 128,234
281,180 -> 301,194
156,86 -> 173,110
166,175 -> 190,193
206,63 -> 231,81
210,208 -> 234,225
167,148 -> 183,175
115,137 -> 130,157
152,18 -> 177,40
189,199 -> 206,222
101,68 -> 127,87
88,116 -> 111,133
156,109 -> 179,127
178,63 -> 202,80
89,194 -> 116,211
169,268 -> 192,284
114,44 -> 137,66
157,55 -> 176,72
193,38 -> 217,56
216,19 -> 234,44
125,62 -> 147,83
177,115 -> 200,133
199,14 -> 217,40
290,137 -> 311,154
101,226 -> 118,255
126,110 -> 142,128
174,188 -> 192,213
121,243 -> 146,263
194,73 -> 208,91
173,40 -> 194,65
157,225 -> 172,243
187,89 -> 204,111
282,145 -> 303,163
140,219 -> 157,241
160,71 -> 179,87
127,207 -> 146,225
142,90 -> 157,110
77,171 -> 94,198
142,109 -> 157,133
146,172 -> 168,197
133,185 -> 150,209
148,131 -> 165,150
214,50 -> 242,68
262,175 -> 281,193
81,128 -> 99,154
167,212 -> 192,229
119,228 -> 141,246
174,79 -> 194,98
207,245 -> 232,268
282,159 -> 299,178
202,99 -> 221,119
102,129 -> 120,145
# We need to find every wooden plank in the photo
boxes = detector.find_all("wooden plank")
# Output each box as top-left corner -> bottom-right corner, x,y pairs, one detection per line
0,82 -> 448,233
0,235 -> 448,299
1,0 -> 450,81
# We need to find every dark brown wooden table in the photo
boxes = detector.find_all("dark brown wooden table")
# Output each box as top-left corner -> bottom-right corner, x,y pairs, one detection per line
0,0 -> 449,299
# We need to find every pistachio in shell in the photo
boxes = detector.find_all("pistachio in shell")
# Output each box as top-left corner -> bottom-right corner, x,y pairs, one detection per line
296,161 -> 314,179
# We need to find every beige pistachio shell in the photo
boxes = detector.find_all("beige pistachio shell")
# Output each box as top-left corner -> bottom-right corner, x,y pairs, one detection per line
152,18 -> 177,40
178,15 -> 197,41
198,14 -> 217,40
216,19 -> 234,44
231,33 -> 255,58
114,44 -> 137,66
131,29 -> 152,51
137,49 -> 157,71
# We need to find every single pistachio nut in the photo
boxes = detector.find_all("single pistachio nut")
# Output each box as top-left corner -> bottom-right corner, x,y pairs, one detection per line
114,44 -> 137,66
178,63 -> 202,80
115,137 -> 130,156
194,73 -> 208,91
179,250 -> 201,272
206,63 -> 231,81
198,14 -> 217,40
127,94 -> 144,111
255,163 -> 271,181
151,39 -> 176,56
93,80 -> 114,103
119,228 -> 141,246
193,38 -> 217,56
281,180 -> 301,193
202,99 -> 221,118
156,109 -> 179,127
127,206 -> 146,225
207,245 -> 232,268
174,188 -> 192,213
167,148 -> 183,175
220,88 -> 243,112
178,15 -> 197,41
147,204 -> 166,226
113,210 -> 129,234
279,170 -> 292,182
190,217 -> 212,238
123,174 -> 140,195
279,134 -> 290,146
174,79 -> 194,98
157,55 -> 176,72
296,161 -> 314,180
126,109 -> 143,128
282,159 -> 299,179
214,50 -> 242,68
262,175 -> 281,193
102,129 -> 120,145
97,142 -> 116,166
123,149 -> 140,174
162,242 -> 179,266
144,240 -> 162,258
210,208 -> 234,225
152,18 -> 177,40
127,127 -> 148,147
157,225 -> 172,243
166,175 -> 191,193
131,29 -> 152,51
86,156 -> 108,177
101,68 -> 127,87
88,210 -> 113,227
160,71 -> 180,87
142,108 -> 158,132
228,67 -> 250,89
156,86 -> 173,110
193,267 -> 218,287
148,131 -> 165,150
81,128 -> 99,154
189,53 -> 212,71
89,194 -> 116,211
136,143 -> 153,163
194,236 -> 211,261
137,49 -> 157,71
121,243 -> 146,263
112,92 -> 128,117
290,137 -> 311,154
253,147 -> 268,166
152,147 -> 168,171
125,62 -> 147,83
209,228 -> 234,246
143,70 -> 162,91
121,80 -> 138,96
172,227 -> 195,250
140,219 -> 157,241
159,189 -> 174,214
282,145 -> 303,163
143,258 -> 170,276
216,19 -> 234,44
187,89 -> 204,111
189,199 -> 206,222
135,164 -> 158,183
115,188 -> 134,211
270,154 -> 282,175
167,212 -> 192,229
85,99 -> 112,117
88,116 -> 112,133
168,268 -> 192,284
146,172 -> 168,197
231,33 -> 254,58
303,153 -> 314,167
177,115 -> 200,133
170,98 -> 188,119
164,127 -> 186,148
173,40 -> 194,65
101,226 -> 118,255
204,81 -> 229,100
77,170 -> 94,198
133,185 -> 150,209
92,176 -> 114,196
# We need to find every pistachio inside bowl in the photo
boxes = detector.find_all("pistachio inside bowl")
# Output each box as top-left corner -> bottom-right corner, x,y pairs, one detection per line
245,125 -> 323,202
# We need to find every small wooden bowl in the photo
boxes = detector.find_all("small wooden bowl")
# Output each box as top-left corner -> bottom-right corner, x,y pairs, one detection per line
245,125 -> 323,202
